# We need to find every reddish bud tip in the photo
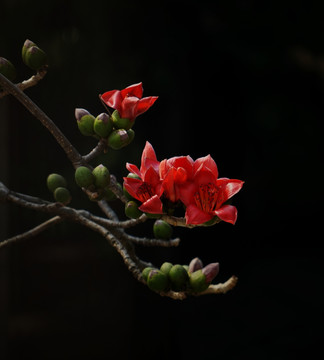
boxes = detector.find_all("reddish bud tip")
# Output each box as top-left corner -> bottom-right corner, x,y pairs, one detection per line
188,257 -> 204,273
202,263 -> 220,283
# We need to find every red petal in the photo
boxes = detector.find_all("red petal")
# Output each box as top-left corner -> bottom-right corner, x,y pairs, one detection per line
215,179 -> 244,208
126,163 -> 141,178
140,142 -> 159,175
101,90 -> 123,112
120,82 -> 143,99
159,159 -> 169,179
143,166 -> 161,189
139,195 -> 163,214
194,166 -> 217,186
194,155 -> 218,178
185,204 -> 213,225
167,156 -> 194,180
134,96 -> 158,117
119,96 -> 139,120
123,177 -> 143,201
161,168 -> 178,202
214,205 -> 238,224
178,181 -> 198,206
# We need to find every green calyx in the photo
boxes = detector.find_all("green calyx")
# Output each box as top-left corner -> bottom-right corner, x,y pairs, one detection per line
77,114 -> 96,136
94,113 -> 113,138
147,269 -> 169,292
153,219 -> 173,240
22,40 -> 47,71
168,264 -> 189,292
189,269 -> 209,293
107,129 -> 135,150
75,166 -> 95,188
125,201 -> 142,219
53,187 -> 71,205
47,173 -> 67,193
160,262 -> 173,276
0,57 -> 16,81
111,110 -> 133,130
92,164 -> 110,188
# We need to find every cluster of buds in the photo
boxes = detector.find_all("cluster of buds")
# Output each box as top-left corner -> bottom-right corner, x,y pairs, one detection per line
0,57 -> 16,89
142,257 -> 220,293
47,173 -> 71,205
74,164 -> 116,201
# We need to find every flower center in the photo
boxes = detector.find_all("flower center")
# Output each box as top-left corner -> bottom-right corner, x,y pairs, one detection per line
136,183 -> 154,202
194,183 -> 218,212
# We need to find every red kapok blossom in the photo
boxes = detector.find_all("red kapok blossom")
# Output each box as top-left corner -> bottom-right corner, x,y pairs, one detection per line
179,155 -> 244,225
100,82 -> 158,121
123,142 -> 163,214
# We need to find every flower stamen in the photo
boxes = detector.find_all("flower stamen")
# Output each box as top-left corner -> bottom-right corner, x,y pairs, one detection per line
194,183 -> 218,212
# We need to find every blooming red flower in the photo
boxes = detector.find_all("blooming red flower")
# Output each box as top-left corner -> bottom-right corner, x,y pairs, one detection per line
123,142 -> 163,214
178,155 -> 244,225
100,82 -> 158,121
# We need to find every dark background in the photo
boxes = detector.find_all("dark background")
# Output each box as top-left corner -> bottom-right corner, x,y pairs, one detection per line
1,0 -> 323,359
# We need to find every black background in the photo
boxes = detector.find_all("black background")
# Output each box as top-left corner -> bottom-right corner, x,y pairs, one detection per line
1,0 -> 323,359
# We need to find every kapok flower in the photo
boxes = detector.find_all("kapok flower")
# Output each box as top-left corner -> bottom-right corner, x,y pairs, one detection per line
159,156 -> 194,203
123,142 -> 163,214
100,82 -> 158,122
179,155 -> 244,225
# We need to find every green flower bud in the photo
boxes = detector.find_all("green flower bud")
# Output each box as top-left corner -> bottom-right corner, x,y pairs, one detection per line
0,57 -> 16,81
153,220 -> 173,240
75,166 -> 95,188
125,200 -> 142,219
189,269 -> 209,293
188,257 -> 203,274
53,187 -> 71,205
92,164 -> 110,188
46,173 -> 67,193
160,262 -> 173,276
111,110 -> 133,130
107,129 -> 130,150
22,43 -> 47,71
168,264 -> 189,292
126,128 -> 135,146
75,108 -> 95,136
147,269 -> 169,292
142,267 -> 155,282
183,265 -> 189,272
94,113 -> 113,138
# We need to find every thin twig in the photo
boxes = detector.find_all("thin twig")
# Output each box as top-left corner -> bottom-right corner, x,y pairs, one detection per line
82,138 -> 107,162
0,216 -> 62,249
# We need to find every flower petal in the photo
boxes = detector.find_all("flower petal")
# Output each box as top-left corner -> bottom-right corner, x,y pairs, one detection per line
215,178 -> 244,208
134,96 -> 158,117
101,90 -> 123,112
185,204 -> 213,225
123,177 -> 143,201
214,204 -> 238,224
120,96 -> 139,120
194,155 -> 218,178
126,163 -> 141,178
139,195 -> 163,214
140,141 -> 159,175
121,82 -> 143,99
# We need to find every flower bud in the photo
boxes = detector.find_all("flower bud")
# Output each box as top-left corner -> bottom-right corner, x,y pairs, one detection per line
160,262 -> 173,276
153,220 -> 173,240
93,113 -> 113,138
22,39 -> 36,60
111,110 -> 133,130
126,128 -> 135,145
0,57 -> 16,81
46,173 -> 67,193
142,267 -> 155,282
202,263 -> 220,283
75,166 -> 95,188
75,108 -> 95,136
107,129 -> 130,150
22,43 -> 47,71
92,164 -> 110,188
147,269 -> 169,292
53,187 -> 71,205
188,257 -> 203,274
189,270 -> 209,293
125,201 -> 142,219
168,264 -> 189,292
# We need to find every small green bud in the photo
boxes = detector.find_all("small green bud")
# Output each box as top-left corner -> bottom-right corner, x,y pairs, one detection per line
0,57 -> 16,81
92,164 -> 110,188
189,270 -> 209,293
53,187 -> 71,205
107,129 -> 130,150
126,128 -> 135,146
153,220 -> 173,240
168,264 -> 189,292
111,110 -> 133,130
75,108 -> 95,136
22,39 -> 36,60
142,267 -> 155,282
75,166 -> 95,188
94,113 -> 113,138
147,269 -> 169,292
23,43 -> 47,71
46,173 -> 67,193
160,262 -> 173,275
183,265 -> 189,272
125,201 -> 142,219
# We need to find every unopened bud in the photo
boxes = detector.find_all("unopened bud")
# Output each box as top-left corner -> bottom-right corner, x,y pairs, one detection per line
75,108 -> 95,136
160,262 -> 173,275
189,270 -> 209,293
0,57 -> 16,81
147,269 -> 169,292
125,200 -> 142,219
142,267 -> 155,282
92,164 -> 110,188
153,220 -> 173,240
75,166 -> 95,188
169,264 -> 189,292
202,263 -> 220,283
111,110 -> 133,130
53,187 -> 71,205
46,173 -> 67,193
22,39 -> 36,59
22,42 -> 47,71
94,113 -> 113,138
188,257 -> 203,274
107,129 -> 130,150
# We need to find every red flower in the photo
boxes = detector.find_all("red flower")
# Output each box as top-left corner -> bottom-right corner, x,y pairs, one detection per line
178,155 -> 244,225
100,82 -> 158,121
123,142 -> 163,214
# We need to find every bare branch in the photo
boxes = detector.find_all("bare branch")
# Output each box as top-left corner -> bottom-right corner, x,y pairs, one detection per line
82,138 -> 107,163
